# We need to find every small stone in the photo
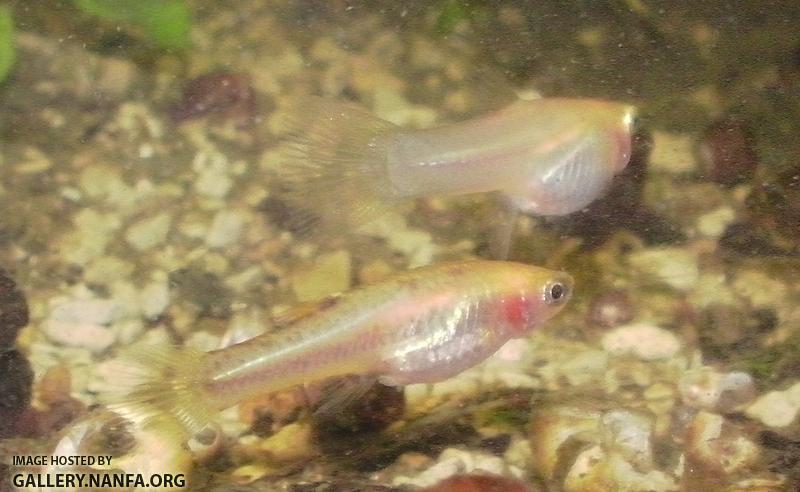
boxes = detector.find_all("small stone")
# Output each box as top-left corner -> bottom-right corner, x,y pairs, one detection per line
684,411 -> 760,475
360,212 -> 437,267
169,71 -> 256,125
587,290 -> 634,328
679,369 -> 756,413
746,382 -> 800,428
140,280 -> 170,320
63,209 -> 122,265
43,297 -> 126,353
0,349 -> 34,438
205,209 -> 245,249
628,247 -> 699,291
731,269 -> 788,309
258,422 -> 316,462
649,131 -> 697,174
601,323 -> 681,361
359,259 -> 394,284
83,256 -> 135,285
0,270 -> 29,347
698,117 -> 758,186
373,87 -> 437,127
393,449 -> 515,489
696,206 -> 736,237
291,250 -> 352,302
193,152 -> 233,199
421,473 -> 534,492
125,213 -> 171,251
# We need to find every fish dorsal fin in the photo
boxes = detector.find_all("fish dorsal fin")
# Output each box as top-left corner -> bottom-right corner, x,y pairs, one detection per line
272,295 -> 341,327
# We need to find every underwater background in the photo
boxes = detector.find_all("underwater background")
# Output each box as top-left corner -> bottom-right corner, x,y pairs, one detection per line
2,1 -> 800,490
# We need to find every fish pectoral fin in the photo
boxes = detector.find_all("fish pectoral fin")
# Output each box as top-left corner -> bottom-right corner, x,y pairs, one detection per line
311,375 -> 381,418
272,295 -> 342,327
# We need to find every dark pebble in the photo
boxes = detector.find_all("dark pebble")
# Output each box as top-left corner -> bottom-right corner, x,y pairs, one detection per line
546,126 -> 684,248
0,270 -> 29,348
699,117 -> 759,187
478,433 -> 512,456
169,71 -> 258,125
719,222 -> 794,256
0,349 -> 34,438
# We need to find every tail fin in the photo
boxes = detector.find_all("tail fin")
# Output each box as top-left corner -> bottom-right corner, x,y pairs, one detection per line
102,345 -> 213,436
268,97 -> 400,235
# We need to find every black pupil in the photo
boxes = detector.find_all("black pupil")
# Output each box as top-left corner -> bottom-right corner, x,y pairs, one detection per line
550,283 -> 564,300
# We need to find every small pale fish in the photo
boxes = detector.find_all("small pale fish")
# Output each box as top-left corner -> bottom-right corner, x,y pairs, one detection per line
107,260 -> 572,434
272,96 -> 636,235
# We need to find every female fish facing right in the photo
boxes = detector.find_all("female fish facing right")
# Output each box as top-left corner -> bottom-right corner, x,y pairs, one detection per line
273,96 -> 636,233
109,261 -> 573,434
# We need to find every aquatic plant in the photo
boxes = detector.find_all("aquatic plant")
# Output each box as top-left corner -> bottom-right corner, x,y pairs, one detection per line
0,6 -> 13,83
74,0 -> 190,50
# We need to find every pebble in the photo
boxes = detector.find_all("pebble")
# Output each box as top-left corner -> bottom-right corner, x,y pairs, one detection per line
601,323 -> 682,361
42,297 -> 127,353
193,151 -> 233,199
360,212 -> 437,267
628,247 -> 699,291
420,473 -> 535,492
587,290 -> 634,328
698,117 -> 758,186
679,368 -> 756,412
746,381 -> 800,427
124,212 -> 171,251
731,269 -> 788,309
392,448 -> 518,489
257,422 -> 316,462
0,270 -> 29,347
62,209 -> 122,265
649,131 -> 697,174
0,349 -> 34,438
139,279 -> 170,320
291,250 -> 352,302
169,71 -> 256,124
696,206 -> 736,237
83,256 -> 135,285
205,209 -> 245,249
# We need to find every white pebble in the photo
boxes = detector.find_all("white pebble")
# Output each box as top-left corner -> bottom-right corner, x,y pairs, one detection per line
140,280 -> 170,319
602,323 -> 681,361
628,247 -> 699,291
746,382 -> 800,428
205,210 -> 245,249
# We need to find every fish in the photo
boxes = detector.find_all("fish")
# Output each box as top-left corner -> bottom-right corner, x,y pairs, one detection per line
272,96 -> 636,234
108,260 -> 573,434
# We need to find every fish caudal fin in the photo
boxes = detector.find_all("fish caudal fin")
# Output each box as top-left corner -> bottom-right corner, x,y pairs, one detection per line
270,97 -> 400,235
102,345 -> 213,436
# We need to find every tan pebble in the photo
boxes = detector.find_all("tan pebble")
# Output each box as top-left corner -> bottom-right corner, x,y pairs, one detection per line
359,259 -> 393,284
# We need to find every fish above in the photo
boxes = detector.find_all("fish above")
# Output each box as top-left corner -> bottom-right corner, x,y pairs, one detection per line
109,260 -> 573,434
272,96 -> 636,233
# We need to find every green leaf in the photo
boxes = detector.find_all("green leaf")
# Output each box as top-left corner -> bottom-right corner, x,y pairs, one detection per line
74,0 -> 191,50
0,6 -> 15,83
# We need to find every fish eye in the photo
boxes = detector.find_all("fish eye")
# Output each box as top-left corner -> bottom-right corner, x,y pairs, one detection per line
544,281 -> 569,305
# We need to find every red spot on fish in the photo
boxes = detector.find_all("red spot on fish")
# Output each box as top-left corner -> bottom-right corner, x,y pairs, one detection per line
501,295 -> 532,332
